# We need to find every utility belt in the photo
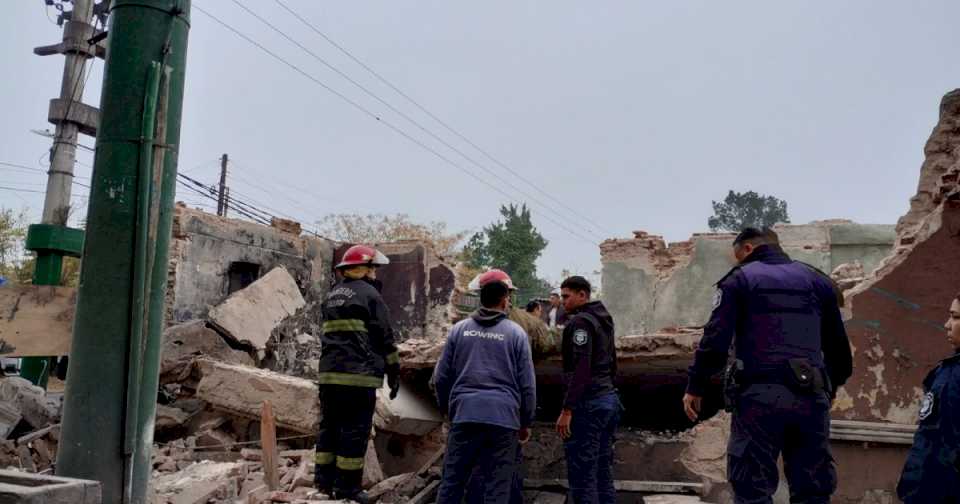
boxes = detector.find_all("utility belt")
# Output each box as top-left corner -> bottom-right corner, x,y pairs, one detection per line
724,358 -> 832,412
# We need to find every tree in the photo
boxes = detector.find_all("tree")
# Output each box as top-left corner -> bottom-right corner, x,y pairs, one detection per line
316,213 -> 468,259
0,208 -> 28,282
464,204 -> 548,293
708,190 -> 790,232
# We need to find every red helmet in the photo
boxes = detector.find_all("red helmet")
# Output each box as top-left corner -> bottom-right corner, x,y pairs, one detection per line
336,245 -> 390,269
468,269 -> 516,291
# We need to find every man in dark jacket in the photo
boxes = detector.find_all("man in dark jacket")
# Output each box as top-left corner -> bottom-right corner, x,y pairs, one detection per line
315,245 -> 400,503
555,275 -> 620,504
683,228 -> 853,504
433,269 -> 537,503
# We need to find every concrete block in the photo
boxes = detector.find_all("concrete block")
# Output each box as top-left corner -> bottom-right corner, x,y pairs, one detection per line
160,320 -> 254,384
374,382 -> 442,436
0,469 -> 101,504
208,266 -> 306,350
0,403 -> 21,440
0,377 -> 60,430
196,360 -> 318,433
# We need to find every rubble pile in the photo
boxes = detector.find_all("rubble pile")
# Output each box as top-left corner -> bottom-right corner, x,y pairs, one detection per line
0,376 -> 63,474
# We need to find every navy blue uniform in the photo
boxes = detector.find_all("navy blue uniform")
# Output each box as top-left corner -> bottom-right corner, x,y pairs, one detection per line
561,300 -> 621,504
687,245 -> 853,504
316,277 -> 399,497
898,351 -> 960,503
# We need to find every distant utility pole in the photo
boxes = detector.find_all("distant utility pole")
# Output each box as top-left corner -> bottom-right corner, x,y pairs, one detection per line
217,152 -> 228,216
22,0 -> 106,387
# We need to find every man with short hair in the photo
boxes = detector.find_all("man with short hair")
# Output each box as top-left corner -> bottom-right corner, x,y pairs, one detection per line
433,269 -> 537,503
555,276 -> 620,504
683,227 -> 853,504
545,289 -> 567,329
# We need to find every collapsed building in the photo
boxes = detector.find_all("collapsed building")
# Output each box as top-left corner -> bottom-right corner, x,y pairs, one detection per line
0,89 -> 958,503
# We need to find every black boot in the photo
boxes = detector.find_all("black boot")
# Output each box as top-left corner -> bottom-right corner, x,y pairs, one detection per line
314,462 -> 335,495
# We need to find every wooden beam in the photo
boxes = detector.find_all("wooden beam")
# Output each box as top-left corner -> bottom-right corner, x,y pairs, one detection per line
260,401 -> 279,490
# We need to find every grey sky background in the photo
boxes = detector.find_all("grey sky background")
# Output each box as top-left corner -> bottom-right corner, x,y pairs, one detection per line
3,1 -> 959,286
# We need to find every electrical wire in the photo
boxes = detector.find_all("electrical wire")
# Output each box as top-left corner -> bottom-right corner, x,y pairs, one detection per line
228,0 -> 605,243
273,0 -> 613,237
193,4 -> 599,246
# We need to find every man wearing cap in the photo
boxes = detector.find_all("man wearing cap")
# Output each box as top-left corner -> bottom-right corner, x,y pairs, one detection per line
315,245 -> 400,503
682,228 -> 853,504
432,269 -> 537,503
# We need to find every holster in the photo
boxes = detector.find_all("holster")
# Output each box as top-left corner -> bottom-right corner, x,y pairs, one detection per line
723,359 -> 744,413
787,358 -> 826,395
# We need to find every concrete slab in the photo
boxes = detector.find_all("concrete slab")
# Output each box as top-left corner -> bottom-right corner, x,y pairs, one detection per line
196,360 -> 318,433
160,320 -> 254,384
0,469 -> 101,504
208,266 -> 306,350
374,381 -> 442,436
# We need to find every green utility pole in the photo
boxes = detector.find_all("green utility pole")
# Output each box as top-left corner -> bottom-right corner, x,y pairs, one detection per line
57,1 -> 191,503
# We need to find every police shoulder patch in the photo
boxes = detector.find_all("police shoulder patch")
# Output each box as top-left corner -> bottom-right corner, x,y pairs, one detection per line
712,288 -> 723,310
919,391 -> 935,420
573,329 -> 588,346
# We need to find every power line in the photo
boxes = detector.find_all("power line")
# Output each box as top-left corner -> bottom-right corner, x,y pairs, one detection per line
273,0 -> 613,238
0,186 -> 45,194
176,178 -> 271,226
229,0 -> 605,243
193,4 -> 599,246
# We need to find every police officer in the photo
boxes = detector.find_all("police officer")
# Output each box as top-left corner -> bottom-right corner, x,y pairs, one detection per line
682,228 -> 853,504
315,245 -> 400,503
555,275 -> 620,504
897,292 -> 960,503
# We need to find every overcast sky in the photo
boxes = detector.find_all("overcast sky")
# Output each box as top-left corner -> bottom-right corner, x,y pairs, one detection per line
3,1 -> 959,285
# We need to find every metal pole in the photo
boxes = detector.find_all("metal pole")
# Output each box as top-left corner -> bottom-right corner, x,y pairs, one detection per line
21,0 -> 98,388
57,1 -> 191,502
217,152 -> 227,216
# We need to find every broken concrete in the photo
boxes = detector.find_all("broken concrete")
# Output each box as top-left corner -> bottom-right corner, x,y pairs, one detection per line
601,222 -> 896,336
208,267 -> 306,350
152,461 -> 245,504
0,377 -> 61,430
0,469 -> 101,504
160,320 -> 254,384
374,382 -> 443,437
166,206 -> 336,325
195,359 -> 319,434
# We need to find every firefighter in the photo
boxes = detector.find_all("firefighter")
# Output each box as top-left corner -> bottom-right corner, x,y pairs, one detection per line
683,228 -> 853,504
315,245 -> 400,503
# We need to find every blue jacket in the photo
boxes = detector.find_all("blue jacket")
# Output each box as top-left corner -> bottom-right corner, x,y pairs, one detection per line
432,308 -> 537,430
898,351 -> 960,503
687,245 -> 853,396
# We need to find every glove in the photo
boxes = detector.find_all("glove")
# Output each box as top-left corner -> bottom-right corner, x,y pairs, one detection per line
388,373 -> 400,400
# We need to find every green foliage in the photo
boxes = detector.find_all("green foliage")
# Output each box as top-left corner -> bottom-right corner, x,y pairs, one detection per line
0,208 -> 28,282
464,204 -> 549,293
708,190 -> 790,232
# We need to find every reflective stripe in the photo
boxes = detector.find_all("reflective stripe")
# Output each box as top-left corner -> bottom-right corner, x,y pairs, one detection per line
315,452 -> 335,465
317,372 -> 383,388
322,319 -> 367,333
336,456 -> 365,471
385,352 -> 400,366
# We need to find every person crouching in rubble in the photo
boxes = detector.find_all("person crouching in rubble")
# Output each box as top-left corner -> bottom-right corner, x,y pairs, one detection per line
897,292 -> 960,503
432,269 -> 537,503
315,245 -> 401,503
555,275 -> 621,504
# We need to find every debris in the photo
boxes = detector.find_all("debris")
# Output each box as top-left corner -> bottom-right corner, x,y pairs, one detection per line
374,383 -> 442,436
0,376 -> 61,430
195,359 -> 319,433
156,405 -> 192,432
0,401 -> 22,439
208,266 -> 306,350
0,469 -> 101,504
261,401 -> 280,491
161,320 -> 254,384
